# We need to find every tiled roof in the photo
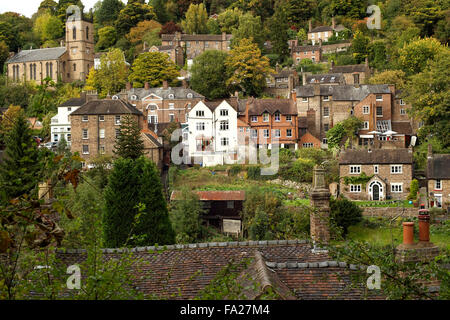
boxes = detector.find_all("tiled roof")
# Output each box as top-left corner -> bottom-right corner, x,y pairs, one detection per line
331,64 -> 369,74
295,84 -> 391,101
292,45 -> 321,52
171,190 -> 246,201
7,47 -> 66,63
127,87 -> 204,100
391,122 -> 413,135
148,122 -> 180,137
141,129 -> 162,148
298,118 -> 307,128
70,99 -> 143,116
310,26 -> 334,33
306,73 -> 343,84
204,98 -> 239,112
161,34 -> 232,41
427,154 -> 450,180
54,240 -> 384,300
59,97 -> 87,107
247,99 -> 297,116
339,149 -> 413,165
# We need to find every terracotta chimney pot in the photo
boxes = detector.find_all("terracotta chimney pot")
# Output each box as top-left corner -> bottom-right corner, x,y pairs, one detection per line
418,214 -> 430,242
402,222 -> 415,245
144,82 -> 150,90
163,80 -> 169,89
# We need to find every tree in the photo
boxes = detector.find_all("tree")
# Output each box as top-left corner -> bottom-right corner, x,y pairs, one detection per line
181,3 -> 208,34
38,0 -> 58,15
55,0 -> 85,23
84,49 -> 129,97
351,30 -> 370,64
330,0 -> 366,19
113,115 -> 145,160
128,52 -> 180,88
217,7 -> 242,33
0,112 -> 40,201
397,37 -> 446,76
404,51 -> 450,148
115,0 -> 156,36
0,106 -> 22,144
326,116 -> 363,150
225,38 -> 274,96
0,40 -> 8,72
282,0 -> 314,27
368,70 -> 407,90
33,13 -> 64,43
0,12 -> 33,52
170,188 -> 206,243
94,0 -> 124,27
207,18 -> 221,34
159,21 -> 182,36
268,6 -> 289,61
190,50 -> 230,100
96,26 -> 117,51
330,197 -> 362,236
297,28 -> 307,42
152,0 -> 170,24
231,13 -> 265,50
126,20 -> 162,47
103,156 -> 175,247
368,40 -> 387,71
405,0 -> 445,37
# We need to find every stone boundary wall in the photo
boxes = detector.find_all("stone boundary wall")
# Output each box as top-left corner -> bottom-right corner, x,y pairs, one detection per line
362,207 -> 417,218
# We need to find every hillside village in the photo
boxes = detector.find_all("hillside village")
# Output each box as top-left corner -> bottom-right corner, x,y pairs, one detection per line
0,0 -> 449,302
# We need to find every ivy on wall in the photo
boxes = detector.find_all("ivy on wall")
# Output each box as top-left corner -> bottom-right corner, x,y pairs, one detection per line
343,172 -> 374,188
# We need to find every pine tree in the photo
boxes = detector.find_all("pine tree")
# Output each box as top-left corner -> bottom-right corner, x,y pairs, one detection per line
113,115 -> 145,160
0,112 -> 40,200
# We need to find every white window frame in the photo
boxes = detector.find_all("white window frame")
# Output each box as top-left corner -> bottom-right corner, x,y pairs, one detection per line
302,97 -> 308,102
274,129 -> 281,138
263,129 -> 269,138
99,129 -> 105,139
196,122 -> 205,131
196,110 -> 204,117
390,165 -> 403,174
323,107 -> 329,117
400,99 -> 405,105
274,113 -> 281,122
82,129 -> 88,140
263,113 -> 269,122
251,116 -> 258,122
82,115 -> 88,122
349,165 -> 361,174
169,103 -> 175,109
435,179 -> 442,190
99,115 -> 105,121
434,194 -> 442,208
400,108 -> 406,115
391,183 -> 403,193
303,143 -> 313,148
363,105 -> 370,114
219,120 -> 229,131
323,96 -> 329,101
115,115 -> 121,125
374,165 -> 379,174
363,121 -> 369,130
221,137 -> 229,146
376,95 -> 383,101
350,184 -> 362,192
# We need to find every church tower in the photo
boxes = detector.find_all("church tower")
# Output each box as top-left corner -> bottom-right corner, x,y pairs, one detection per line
65,16 -> 94,81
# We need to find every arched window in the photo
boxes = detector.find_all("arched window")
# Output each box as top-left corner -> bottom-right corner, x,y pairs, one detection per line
45,62 -> 49,78
72,26 -> 76,40
86,26 -> 89,40
30,64 -> 33,80
73,63 -> 76,72
33,64 -> 37,80
49,63 -> 53,79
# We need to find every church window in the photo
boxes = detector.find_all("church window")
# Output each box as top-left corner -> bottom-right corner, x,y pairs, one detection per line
73,27 -> 76,40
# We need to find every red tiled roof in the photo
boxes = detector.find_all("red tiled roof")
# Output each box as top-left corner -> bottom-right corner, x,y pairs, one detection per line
171,190 -> 246,201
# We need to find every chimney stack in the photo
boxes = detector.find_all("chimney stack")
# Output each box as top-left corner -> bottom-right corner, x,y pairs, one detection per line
126,82 -> 132,91
365,56 -> 369,67
418,210 -> 430,243
309,165 -> 331,246
427,144 -> 433,159
308,20 -> 312,32
163,80 -> 169,89
332,17 -> 336,30
144,82 -> 150,90
302,72 -> 306,86
182,79 -> 188,89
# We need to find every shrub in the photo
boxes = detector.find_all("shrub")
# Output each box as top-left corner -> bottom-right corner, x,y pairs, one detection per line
330,197 -> 363,237
295,148 -> 328,164
407,179 -> 419,201
279,148 -> 293,164
229,164 -> 242,176
279,158 -> 315,182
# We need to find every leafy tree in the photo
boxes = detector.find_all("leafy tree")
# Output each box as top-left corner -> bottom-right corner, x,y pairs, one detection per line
181,3 -> 208,34
351,30 -> 370,64
282,0 -> 314,27
0,40 -> 8,72
217,7 -> 242,33
0,105 -> 22,144
231,13 -> 265,50
367,70 -> 407,90
407,179 -> 419,201
84,48 -> 129,97
326,116 -> 363,150
330,0 -> 366,19
152,0 -> 170,24
96,26 -> 117,51
268,6 -> 289,61
330,197 -> 362,236
279,158 -> 315,183
28,78 -> 58,118
0,12 -> 33,52
0,76 -> 35,109
404,51 -> 450,148
386,16 -> 421,50
159,21 -> 182,36
126,20 -> 162,49
115,0 -> 156,36
33,13 -> 64,44
229,0 -> 275,21
397,37 -> 446,76
113,115 -> 145,160
225,38 -> 274,96
297,28 -> 307,42
142,28 -> 162,48
103,156 -> 175,247
0,112 -> 40,201
368,40 -> 387,71
190,50 -> 230,99
38,0 -> 58,15
405,0 -> 445,37
128,51 -> 180,88
55,0 -> 85,23
207,18 -> 221,34
94,0 -> 124,27
170,188 -> 206,243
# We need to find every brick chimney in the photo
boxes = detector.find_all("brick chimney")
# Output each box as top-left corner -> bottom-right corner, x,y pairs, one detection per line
309,165 -> 331,246
163,80 -> 169,89
365,56 -> 369,67
126,82 -> 132,91
144,82 -> 150,90
308,20 -> 312,32
427,144 -> 433,159
182,79 -> 188,89
290,89 -> 297,102
86,90 -> 98,102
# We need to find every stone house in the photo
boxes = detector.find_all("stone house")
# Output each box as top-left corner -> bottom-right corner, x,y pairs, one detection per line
339,149 -> 414,201
6,17 -> 94,83
69,99 -> 144,167
426,147 -> 450,210
264,68 -> 298,98
141,128 -> 163,169
330,59 -> 370,85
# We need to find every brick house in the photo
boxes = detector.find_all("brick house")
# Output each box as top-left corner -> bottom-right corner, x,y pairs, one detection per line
330,59 -> 370,85
291,45 -> 322,64
339,149 -> 414,201
426,147 -> 450,210
69,99 -> 144,166
264,68 -> 299,98
307,18 -> 347,45
239,97 -> 299,150
170,190 -> 245,230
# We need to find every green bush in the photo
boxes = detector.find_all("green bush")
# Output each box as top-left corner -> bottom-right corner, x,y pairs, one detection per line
279,148 -> 293,164
229,164 -> 242,176
407,179 -> 419,200
295,148 -> 328,164
279,158 -> 315,182
330,197 -> 363,237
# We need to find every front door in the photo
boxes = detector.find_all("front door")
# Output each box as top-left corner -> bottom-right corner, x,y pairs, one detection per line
373,184 -> 380,201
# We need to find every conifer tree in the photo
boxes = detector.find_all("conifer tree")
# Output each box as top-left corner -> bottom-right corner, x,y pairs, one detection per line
113,115 -> 145,160
0,112 -> 40,200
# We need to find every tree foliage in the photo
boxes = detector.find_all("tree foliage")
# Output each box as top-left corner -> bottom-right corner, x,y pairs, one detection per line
115,0 -> 156,36
181,3 -> 208,34
231,13 -> 265,50
330,197 -> 362,236
94,0 -> 125,27
113,115 -> 145,160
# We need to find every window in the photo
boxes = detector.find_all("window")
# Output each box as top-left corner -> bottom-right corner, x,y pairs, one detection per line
324,123 -> 329,132
363,105 -> 370,114
227,201 -> 234,209
220,109 -> 228,116
350,165 -> 361,174
82,145 -> 89,154
350,184 -> 362,192
169,103 -> 174,109
322,138 -> 328,144
239,127 -> 244,132
400,109 -> 406,115
196,122 -> 205,131
67,134 -> 71,141
86,26 -> 89,40
274,129 -> 281,137
82,129 -> 88,139
72,26 -> 76,40
196,110 -> 204,117
286,115 -> 292,121
73,63 -> 76,72
221,137 -> 229,146
302,97 -> 308,102
323,107 -> 329,117
323,96 -> 329,101
99,129 -> 105,139
286,129 -> 292,137
376,95 -> 383,101
303,143 -> 314,148
391,183 -> 403,193
149,115 -> 158,124
100,145 -> 105,154
115,129 -> 120,138
363,121 -> 369,130
263,113 -> 269,122
251,116 -> 258,122
374,165 -> 379,174
99,115 -> 104,121
435,179 -> 442,190
400,99 -> 405,105
82,115 -> 88,122
376,106 -> 383,117
353,74 -> 360,84
67,107 -> 72,112
251,129 -> 257,138
115,115 -> 121,125
169,114 -> 175,122
219,120 -> 229,131
187,93 -> 193,99
274,112 -> 280,121
390,165 -> 402,174
263,129 -> 269,138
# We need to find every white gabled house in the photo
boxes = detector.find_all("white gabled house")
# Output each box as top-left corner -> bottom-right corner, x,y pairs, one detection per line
50,95 -> 86,145
187,100 -> 238,166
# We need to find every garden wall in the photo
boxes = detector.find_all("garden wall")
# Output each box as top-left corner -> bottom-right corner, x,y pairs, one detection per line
362,207 -> 417,218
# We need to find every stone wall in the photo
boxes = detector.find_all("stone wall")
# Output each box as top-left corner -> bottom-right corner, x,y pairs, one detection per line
361,207 -> 417,217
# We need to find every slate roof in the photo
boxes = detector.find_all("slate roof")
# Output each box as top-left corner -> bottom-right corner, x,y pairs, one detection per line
292,45 -> 321,53
7,47 -> 66,63
204,98 -> 239,112
295,84 -> 391,101
141,130 -> 163,148
59,97 -> 87,107
54,241 -> 384,300
392,121 -> 413,135
339,149 -> 413,165
310,26 -> 334,33
127,87 -> 204,100
161,34 -> 232,41
171,190 -> 245,201
247,99 -> 297,115
70,99 -> 143,116
331,64 -> 369,74
427,154 -> 450,180
306,73 -> 343,84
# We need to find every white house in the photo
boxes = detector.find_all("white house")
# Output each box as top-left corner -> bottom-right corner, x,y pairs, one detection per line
51,96 -> 85,145
187,100 -> 238,166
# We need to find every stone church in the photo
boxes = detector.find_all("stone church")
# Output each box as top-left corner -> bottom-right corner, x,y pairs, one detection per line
6,16 -> 94,83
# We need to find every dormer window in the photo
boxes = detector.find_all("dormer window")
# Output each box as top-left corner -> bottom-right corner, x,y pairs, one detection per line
112,95 -> 119,100
187,93 -> 193,99
168,94 -> 174,99
263,113 -> 269,122
131,95 -> 137,101
274,112 -> 280,121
